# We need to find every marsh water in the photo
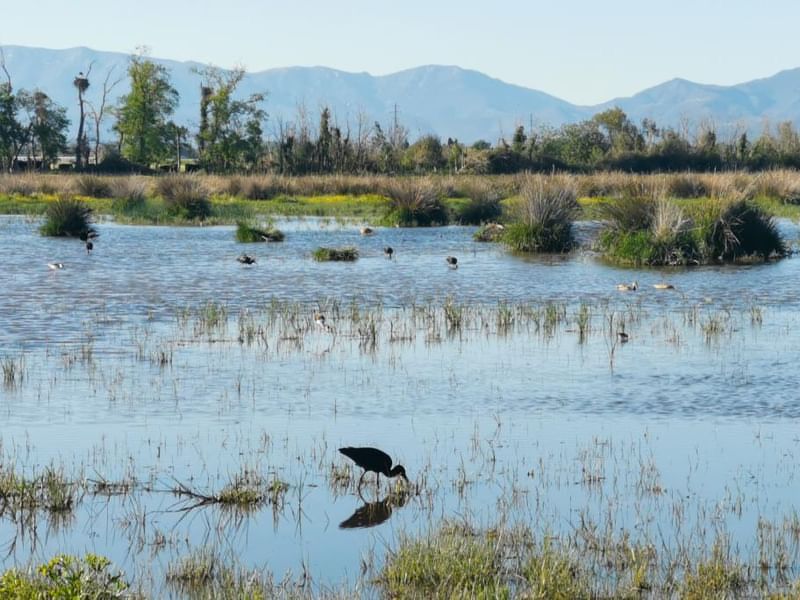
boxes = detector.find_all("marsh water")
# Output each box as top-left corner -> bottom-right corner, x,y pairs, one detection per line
2,214 -> 800,595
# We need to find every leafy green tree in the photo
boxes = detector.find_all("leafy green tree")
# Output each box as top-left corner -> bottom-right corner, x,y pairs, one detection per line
592,107 -> 644,155
402,135 -> 444,172
0,81 -> 25,171
115,52 -> 179,166
29,91 -> 69,167
195,66 -> 266,172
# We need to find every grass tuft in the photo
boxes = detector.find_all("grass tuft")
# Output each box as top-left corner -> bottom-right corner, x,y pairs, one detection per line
39,195 -> 97,238
312,246 -> 359,262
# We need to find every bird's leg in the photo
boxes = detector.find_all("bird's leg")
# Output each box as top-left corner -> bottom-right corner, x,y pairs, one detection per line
376,472 -> 380,493
357,470 -> 365,492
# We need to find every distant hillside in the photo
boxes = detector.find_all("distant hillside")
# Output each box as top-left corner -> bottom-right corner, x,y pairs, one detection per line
2,45 -> 799,143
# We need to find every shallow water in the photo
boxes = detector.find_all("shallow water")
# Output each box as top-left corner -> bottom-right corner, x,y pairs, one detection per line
2,215 -> 800,596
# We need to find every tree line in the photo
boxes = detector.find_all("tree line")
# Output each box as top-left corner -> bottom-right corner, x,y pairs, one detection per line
2,49 -> 800,175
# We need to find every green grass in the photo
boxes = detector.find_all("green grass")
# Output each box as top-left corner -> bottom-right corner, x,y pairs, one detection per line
39,196 -> 97,238
312,246 -> 359,262
235,220 -> 284,243
0,554 -> 129,598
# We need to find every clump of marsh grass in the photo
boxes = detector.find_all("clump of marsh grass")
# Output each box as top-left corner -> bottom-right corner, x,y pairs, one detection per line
73,174 -> 112,198
235,220 -> 284,243
383,178 -> 448,226
704,198 -> 785,261
381,523 -> 508,598
109,177 -> 148,213
155,175 -> 211,220
1,355 -> 24,388
473,222 -> 506,242
454,180 -> 503,224
39,195 -> 97,238
312,246 -> 359,262
503,176 -> 579,252
681,544 -> 745,599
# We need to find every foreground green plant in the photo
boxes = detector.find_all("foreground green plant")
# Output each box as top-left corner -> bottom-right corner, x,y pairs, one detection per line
312,246 -> 359,262
39,196 -> 97,238
504,176 -> 579,252
235,220 -> 284,243
0,553 -> 128,598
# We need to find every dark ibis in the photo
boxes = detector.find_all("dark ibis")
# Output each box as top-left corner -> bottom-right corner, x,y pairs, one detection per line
617,332 -> 629,343
339,446 -> 408,491
237,254 -> 256,265
446,256 -> 458,268
384,246 -> 394,259
85,240 -> 94,254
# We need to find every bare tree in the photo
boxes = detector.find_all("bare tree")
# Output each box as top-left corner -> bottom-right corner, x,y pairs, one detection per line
86,65 -> 123,165
74,63 -> 93,168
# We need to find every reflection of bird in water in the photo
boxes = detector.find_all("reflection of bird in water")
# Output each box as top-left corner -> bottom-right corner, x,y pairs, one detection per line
339,491 -> 409,529
446,256 -> 458,268
339,446 -> 408,492
237,254 -> 256,265
616,281 -> 638,291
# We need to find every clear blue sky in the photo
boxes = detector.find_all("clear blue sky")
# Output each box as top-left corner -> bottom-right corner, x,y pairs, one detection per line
2,0 -> 799,105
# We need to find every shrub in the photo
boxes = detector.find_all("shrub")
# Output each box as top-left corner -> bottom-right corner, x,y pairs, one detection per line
40,196 -> 96,237
454,180 -> 503,224
312,247 -> 359,261
244,176 -> 282,200
155,175 -> 211,220
73,175 -> 112,198
504,177 -> 578,252
383,178 -> 448,226
235,221 -> 284,243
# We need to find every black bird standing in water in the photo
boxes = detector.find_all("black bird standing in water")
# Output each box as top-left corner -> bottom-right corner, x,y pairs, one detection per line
446,256 -> 458,268
80,230 -> 98,254
384,246 -> 394,259
339,446 -> 408,491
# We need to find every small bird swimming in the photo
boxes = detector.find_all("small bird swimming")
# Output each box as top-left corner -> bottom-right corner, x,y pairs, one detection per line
616,281 -> 638,291
47,262 -> 65,270
384,246 -> 394,259
446,256 -> 458,268
237,254 -> 256,265
653,283 -> 675,290
360,227 -> 374,236
339,446 -> 408,491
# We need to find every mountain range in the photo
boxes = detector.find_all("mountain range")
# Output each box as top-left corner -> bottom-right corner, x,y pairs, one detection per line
2,45 -> 800,143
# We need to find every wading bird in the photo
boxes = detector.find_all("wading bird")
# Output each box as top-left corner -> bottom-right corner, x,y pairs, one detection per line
617,332 -> 630,343
237,254 -> 256,265
339,446 -> 408,491
384,246 -> 394,259
616,281 -> 638,291
80,230 -> 98,255
446,256 -> 458,268
85,240 -> 94,254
